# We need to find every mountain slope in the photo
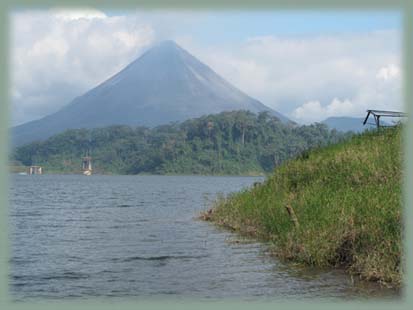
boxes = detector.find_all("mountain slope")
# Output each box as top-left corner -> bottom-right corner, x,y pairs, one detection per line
12,40 -> 288,146
322,116 -> 378,133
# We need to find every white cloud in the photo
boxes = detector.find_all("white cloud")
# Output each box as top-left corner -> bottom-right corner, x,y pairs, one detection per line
292,98 -> 357,124
376,64 -> 400,80
291,61 -> 402,124
292,100 -> 325,123
50,8 -> 107,20
10,10 -> 402,126
10,9 -> 155,125
179,31 -> 402,124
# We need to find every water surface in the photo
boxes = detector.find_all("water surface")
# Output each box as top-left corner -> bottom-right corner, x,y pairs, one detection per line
9,175 -> 398,301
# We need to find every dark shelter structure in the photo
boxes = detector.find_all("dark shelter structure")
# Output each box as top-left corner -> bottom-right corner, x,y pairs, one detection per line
363,110 -> 407,129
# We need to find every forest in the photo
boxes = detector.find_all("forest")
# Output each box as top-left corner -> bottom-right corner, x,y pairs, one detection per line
12,110 -> 352,175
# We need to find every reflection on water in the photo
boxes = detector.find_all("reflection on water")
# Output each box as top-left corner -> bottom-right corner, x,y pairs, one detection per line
9,175 -> 399,301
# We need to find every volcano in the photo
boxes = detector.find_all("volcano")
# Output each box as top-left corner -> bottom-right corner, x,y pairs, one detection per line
12,40 -> 288,146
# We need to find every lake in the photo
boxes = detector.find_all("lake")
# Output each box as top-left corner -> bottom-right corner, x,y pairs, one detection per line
9,175 -> 398,301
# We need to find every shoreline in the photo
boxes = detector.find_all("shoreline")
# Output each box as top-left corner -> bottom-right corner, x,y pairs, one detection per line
200,207 -> 400,289
9,170 -> 268,178
200,127 -> 403,289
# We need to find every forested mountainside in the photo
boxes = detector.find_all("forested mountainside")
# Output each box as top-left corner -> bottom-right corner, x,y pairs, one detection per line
12,110 -> 350,175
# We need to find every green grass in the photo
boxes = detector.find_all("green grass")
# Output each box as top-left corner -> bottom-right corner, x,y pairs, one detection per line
204,126 -> 403,287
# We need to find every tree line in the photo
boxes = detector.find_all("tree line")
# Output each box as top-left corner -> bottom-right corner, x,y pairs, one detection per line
12,110 -> 352,175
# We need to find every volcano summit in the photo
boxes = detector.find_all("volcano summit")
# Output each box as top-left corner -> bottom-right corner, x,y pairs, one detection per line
12,40 -> 288,146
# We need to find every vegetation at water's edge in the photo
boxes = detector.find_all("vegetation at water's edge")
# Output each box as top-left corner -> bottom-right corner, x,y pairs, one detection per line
9,160 -> 27,173
203,126 -> 403,287
11,110 -> 351,175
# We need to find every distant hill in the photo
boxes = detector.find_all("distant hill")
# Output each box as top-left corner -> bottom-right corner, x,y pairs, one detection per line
11,110 -> 347,175
11,40 -> 289,146
321,116 -> 374,133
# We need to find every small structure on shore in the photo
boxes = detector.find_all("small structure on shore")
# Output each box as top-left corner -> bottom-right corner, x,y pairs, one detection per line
363,109 -> 407,129
28,166 -> 42,175
82,154 -> 92,176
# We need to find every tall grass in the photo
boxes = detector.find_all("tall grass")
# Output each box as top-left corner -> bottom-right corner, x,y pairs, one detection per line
205,126 -> 403,286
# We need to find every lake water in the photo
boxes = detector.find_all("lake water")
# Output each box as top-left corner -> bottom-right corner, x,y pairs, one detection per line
9,175 -> 398,302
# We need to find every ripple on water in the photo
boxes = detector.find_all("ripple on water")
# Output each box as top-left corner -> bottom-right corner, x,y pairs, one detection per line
9,174 -> 399,301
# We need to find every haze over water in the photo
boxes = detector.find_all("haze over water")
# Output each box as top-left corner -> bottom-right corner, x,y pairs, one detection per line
9,175 -> 397,301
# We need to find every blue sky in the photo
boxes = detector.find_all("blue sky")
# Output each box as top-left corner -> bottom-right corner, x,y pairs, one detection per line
11,9 -> 402,125
106,10 -> 401,44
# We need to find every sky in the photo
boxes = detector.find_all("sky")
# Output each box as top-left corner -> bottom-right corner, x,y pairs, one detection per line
10,8 -> 402,126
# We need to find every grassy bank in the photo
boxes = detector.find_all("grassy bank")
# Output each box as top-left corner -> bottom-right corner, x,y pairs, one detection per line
203,126 -> 403,287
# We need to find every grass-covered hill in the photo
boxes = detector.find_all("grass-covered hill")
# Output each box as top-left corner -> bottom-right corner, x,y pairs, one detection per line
204,126 -> 403,286
11,110 -> 349,175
